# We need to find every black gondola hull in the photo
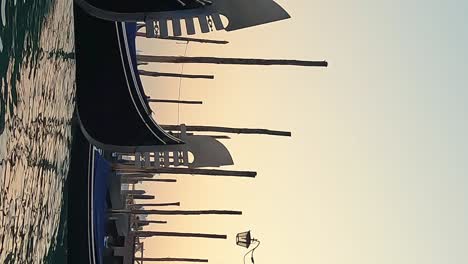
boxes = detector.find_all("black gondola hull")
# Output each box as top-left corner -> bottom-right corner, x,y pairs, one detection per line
74,6 -> 183,152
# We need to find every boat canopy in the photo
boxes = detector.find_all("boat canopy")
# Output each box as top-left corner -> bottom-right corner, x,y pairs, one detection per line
74,0 -> 290,36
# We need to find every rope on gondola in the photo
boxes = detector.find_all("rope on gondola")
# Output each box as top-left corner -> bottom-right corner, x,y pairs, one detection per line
177,41 -> 190,126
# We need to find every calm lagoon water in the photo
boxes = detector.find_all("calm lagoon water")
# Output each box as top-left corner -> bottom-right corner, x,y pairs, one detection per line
0,0 -> 75,263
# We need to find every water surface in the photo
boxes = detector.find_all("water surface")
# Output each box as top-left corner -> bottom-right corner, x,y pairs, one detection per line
0,0 -> 75,263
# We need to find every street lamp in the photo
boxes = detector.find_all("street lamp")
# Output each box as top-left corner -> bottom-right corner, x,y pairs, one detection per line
236,231 -> 260,264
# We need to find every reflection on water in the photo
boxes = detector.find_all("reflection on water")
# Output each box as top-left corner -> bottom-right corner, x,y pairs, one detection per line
0,0 -> 75,263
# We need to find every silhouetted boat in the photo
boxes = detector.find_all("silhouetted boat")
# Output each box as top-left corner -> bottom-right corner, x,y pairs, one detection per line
67,125 -> 112,264
74,6 -> 184,152
74,0 -> 290,152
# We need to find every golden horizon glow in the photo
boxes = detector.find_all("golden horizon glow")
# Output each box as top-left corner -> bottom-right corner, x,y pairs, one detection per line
134,1 -> 468,263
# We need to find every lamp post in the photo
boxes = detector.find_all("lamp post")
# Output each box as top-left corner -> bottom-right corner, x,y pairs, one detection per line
236,231 -> 260,264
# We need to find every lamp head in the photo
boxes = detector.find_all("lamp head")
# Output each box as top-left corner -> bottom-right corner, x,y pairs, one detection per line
236,231 -> 252,248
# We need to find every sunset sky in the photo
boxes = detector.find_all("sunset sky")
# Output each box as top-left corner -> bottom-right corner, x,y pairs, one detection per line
135,1 -> 468,263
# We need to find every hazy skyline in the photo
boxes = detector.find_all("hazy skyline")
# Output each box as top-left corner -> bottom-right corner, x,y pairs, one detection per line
135,1 -> 468,263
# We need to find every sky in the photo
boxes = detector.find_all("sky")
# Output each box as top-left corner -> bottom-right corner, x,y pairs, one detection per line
134,1 -> 468,264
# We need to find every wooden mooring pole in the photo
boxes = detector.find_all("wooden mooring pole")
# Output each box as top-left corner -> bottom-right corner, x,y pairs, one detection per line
122,190 -> 146,195
136,220 -> 168,224
131,195 -> 155,200
186,134 -> 231,139
131,202 -> 180,207
136,32 -> 229,45
134,257 -> 208,262
116,172 -> 154,178
109,209 -> 242,215
137,55 -> 328,67
148,99 -> 203,105
135,231 -> 227,239
122,178 -> 177,183
112,165 -> 256,178
139,70 -> 214,79
162,124 -> 291,137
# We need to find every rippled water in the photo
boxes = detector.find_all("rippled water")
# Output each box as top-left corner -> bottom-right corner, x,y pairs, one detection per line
0,0 -> 75,263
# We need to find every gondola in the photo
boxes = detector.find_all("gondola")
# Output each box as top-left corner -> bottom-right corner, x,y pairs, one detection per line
74,6 -> 184,152
74,0 -> 290,152
67,126 -> 112,264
